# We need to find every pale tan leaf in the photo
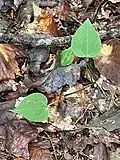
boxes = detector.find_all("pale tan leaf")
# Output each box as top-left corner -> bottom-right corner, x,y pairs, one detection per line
0,44 -> 20,81
99,44 -> 113,56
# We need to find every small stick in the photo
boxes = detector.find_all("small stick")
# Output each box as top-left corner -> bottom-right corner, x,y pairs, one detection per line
44,131 -> 58,160
48,84 -> 92,106
74,109 -> 88,125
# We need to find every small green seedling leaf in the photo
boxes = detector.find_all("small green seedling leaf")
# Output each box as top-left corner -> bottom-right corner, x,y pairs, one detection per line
71,18 -> 101,57
13,93 -> 49,122
60,47 -> 75,66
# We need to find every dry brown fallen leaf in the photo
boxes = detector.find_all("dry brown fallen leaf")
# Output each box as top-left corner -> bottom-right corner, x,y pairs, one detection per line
29,143 -> 52,160
1,119 -> 40,159
94,38 -> 120,86
36,8 -> 59,36
0,44 -> 20,81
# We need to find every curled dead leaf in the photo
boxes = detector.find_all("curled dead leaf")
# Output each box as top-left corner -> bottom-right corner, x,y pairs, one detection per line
0,44 -> 20,81
36,9 -> 59,36
94,38 -> 120,86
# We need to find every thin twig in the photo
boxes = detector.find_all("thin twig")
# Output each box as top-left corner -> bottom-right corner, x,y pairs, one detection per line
73,152 -> 79,160
79,151 -> 91,159
68,15 -> 82,24
44,131 -> 58,160
74,109 -> 88,125
64,84 -> 92,97
48,84 -> 92,106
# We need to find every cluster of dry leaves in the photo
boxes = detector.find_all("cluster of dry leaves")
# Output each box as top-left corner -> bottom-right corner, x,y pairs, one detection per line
0,0 -> 120,160
0,1 -> 69,83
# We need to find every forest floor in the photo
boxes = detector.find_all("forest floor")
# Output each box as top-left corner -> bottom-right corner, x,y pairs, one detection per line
0,0 -> 120,159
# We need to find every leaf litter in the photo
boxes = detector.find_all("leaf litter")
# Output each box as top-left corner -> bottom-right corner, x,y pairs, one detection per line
0,0 -> 120,159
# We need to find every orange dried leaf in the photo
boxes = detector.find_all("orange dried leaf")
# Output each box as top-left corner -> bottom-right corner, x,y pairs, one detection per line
0,44 -> 20,81
36,9 -> 58,36
94,38 -> 120,85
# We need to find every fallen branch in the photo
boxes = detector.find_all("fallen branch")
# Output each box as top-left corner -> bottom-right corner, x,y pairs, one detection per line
12,28 -> 120,47
12,33 -> 71,47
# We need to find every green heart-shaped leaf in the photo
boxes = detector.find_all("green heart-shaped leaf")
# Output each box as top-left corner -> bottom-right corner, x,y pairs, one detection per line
14,93 -> 49,122
71,18 -> 101,57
